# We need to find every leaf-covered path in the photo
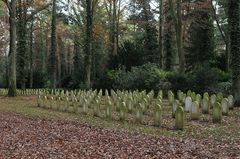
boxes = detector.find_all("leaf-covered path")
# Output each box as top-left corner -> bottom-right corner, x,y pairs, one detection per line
0,112 -> 239,159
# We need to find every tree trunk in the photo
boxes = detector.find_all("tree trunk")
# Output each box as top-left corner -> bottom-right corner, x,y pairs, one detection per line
85,0 -> 93,89
16,0 -> 28,90
176,0 -> 185,72
29,18 -> 34,88
168,0 -> 185,72
229,0 -> 240,106
50,0 -> 57,89
8,0 -> 17,97
158,0 -> 164,68
112,0 -> 117,55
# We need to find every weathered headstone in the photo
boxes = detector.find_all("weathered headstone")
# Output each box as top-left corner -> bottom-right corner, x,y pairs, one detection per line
172,100 -> 179,118
106,100 -> 112,119
119,102 -> 127,121
154,104 -> 162,127
213,102 -> 222,123
196,94 -> 202,106
201,98 -> 210,114
168,90 -> 174,105
185,96 -> 192,112
175,106 -> 184,130
221,98 -> 229,116
203,92 -> 209,99
210,94 -> 216,108
228,95 -> 234,110
93,99 -> 100,117
191,101 -> 200,120
187,90 -> 192,97
135,103 -> 143,124
217,92 -> 224,102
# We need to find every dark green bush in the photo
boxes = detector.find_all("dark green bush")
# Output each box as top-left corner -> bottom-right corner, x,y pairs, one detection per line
167,72 -> 191,93
113,63 -> 169,92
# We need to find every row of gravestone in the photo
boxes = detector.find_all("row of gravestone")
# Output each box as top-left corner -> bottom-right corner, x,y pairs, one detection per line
0,88 -> 45,96
37,89 -> 166,127
168,90 -> 234,130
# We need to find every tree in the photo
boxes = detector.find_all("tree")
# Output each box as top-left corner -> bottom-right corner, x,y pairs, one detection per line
85,0 -> 94,88
168,0 -> 185,72
1,0 -> 17,96
50,0 -> 57,89
228,0 -> 240,106
186,1 -> 215,71
158,0 -> 164,68
16,0 -> 51,89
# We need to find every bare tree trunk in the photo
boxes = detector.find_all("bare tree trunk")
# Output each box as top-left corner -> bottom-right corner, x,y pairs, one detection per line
8,0 -> 17,97
159,0 -> 164,68
50,0 -> 57,89
85,0 -> 93,89
168,0 -> 185,72
229,0 -> 240,106
29,18 -> 34,88
176,0 -> 185,72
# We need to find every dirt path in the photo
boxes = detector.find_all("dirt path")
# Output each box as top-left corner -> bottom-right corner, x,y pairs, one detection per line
0,112 -> 239,159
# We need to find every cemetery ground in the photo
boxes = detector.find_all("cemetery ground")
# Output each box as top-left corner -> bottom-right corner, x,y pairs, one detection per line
0,96 -> 240,158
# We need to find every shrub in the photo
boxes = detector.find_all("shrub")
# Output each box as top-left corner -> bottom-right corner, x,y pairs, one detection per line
113,63 -> 169,92
167,72 -> 191,93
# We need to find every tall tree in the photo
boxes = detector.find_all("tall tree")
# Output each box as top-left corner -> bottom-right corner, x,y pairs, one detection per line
158,0 -> 164,68
228,0 -> 240,106
85,0 -> 93,88
1,0 -> 17,96
50,0 -> 57,89
186,0 -> 215,71
168,0 -> 185,72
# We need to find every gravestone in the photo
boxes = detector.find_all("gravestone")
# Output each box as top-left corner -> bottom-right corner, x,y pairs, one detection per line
136,103 -> 143,124
119,102 -> 127,121
201,98 -> 210,114
217,92 -> 224,102
221,98 -> 229,116
93,99 -> 100,117
106,100 -> 112,119
228,95 -> 234,110
154,104 -> 162,127
213,102 -> 222,123
168,91 -> 174,105
187,90 -> 192,97
181,93 -> 187,104
185,96 -> 192,112
191,101 -> 200,120
37,95 -> 42,107
191,92 -> 196,101
196,94 -> 202,106
210,94 -> 216,108
177,90 -> 183,101
158,90 -> 163,99
127,99 -> 133,113
82,99 -> 88,114
203,92 -> 209,99
172,100 -> 179,118
175,106 -> 184,130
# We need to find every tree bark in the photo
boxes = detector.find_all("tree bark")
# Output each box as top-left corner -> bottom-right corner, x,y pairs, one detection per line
29,17 -> 34,88
229,0 -> 240,106
8,0 -> 17,96
158,0 -> 164,68
168,0 -> 185,72
176,0 -> 185,72
85,0 -> 93,89
50,0 -> 57,89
